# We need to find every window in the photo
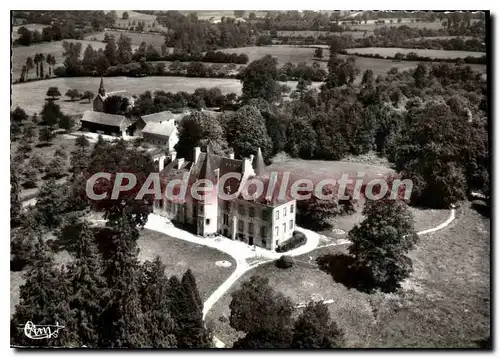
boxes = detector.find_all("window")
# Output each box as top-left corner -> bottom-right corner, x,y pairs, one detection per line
248,222 -> 254,234
206,218 -> 210,225
275,210 -> 280,220
283,207 -> 287,217
239,204 -> 246,216
275,226 -> 279,236
223,214 -> 229,225
238,220 -> 244,232
289,220 -> 294,230
260,226 -> 266,238
262,239 -> 267,247
249,207 -> 255,218
262,209 -> 269,221
290,204 -> 294,214
224,201 -> 231,211
283,223 -> 286,233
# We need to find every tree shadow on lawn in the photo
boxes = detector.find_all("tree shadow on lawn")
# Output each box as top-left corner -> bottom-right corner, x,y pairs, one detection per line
316,253 -> 378,294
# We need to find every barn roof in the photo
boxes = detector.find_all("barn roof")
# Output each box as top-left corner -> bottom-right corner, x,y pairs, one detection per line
80,111 -> 131,128
141,111 -> 176,124
142,121 -> 177,140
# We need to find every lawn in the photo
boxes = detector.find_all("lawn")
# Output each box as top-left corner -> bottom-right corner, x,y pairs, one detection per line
206,203 -> 490,348
345,47 -> 486,59
11,40 -> 106,81
137,229 -> 236,301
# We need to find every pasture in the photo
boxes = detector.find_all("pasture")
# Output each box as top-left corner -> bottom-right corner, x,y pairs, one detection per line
349,20 -> 444,31
84,29 -> 167,50
276,30 -> 368,39
112,10 -> 169,31
11,76 -> 323,116
218,45 -> 320,66
345,47 -> 486,59
11,40 -> 106,81
206,204 -> 490,348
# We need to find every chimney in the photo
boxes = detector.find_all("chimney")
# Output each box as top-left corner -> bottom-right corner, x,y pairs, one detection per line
170,151 -> 177,161
159,156 -> 165,172
177,158 -> 185,169
194,147 -> 201,163
249,154 -> 254,163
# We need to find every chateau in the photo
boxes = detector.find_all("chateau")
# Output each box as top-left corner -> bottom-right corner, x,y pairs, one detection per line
154,147 -> 297,251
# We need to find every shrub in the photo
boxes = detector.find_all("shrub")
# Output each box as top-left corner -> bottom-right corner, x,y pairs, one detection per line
276,231 -> 307,253
276,255 -> 294,269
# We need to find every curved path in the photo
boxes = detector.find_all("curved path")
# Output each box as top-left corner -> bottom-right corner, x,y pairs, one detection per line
144,208 -> 457,348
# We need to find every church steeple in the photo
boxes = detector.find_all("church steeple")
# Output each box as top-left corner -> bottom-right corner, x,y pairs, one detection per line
98,76 -> 106,97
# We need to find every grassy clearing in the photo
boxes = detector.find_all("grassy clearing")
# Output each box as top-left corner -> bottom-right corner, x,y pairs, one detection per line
137,229 -> 235,301
267,155 -> 394,185
11,40 -> 106,81
276,30 -> 367,39
207,204 -> 490,347
350,20 -> 444,31
345,47 -> 486,59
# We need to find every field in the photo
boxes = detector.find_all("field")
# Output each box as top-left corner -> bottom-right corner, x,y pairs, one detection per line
112,10 -> 169,32
206,204 -> 490,347
84,30 -> 167,50
11,40 -> 106,81
219,45 -> 320,66
180,10 -> 268,21
276,30 -> 367,39
345,47 -> 486,59
11,76 -> 323,116
349,20 -> 444,31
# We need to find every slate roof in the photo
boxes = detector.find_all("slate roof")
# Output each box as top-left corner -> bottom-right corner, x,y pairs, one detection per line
142,121 -> 177,140
80,111 -> 131,128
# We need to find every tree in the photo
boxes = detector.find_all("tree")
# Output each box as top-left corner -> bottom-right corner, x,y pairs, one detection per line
230,276 -> 294,348
170,269 -> 211,348
35,178 -> 66,228
104,34 -> 118,66
66,219 -> 106,347
139,258 -> 177,348
224,105 -> 272,160
65,89 -> 81,101
240,55 -> 281,103
41,100 -> 63,127
22,123 -> 36,143
25,56 -> 34,80
103,95 -> 130,115
361,69 -> 374,88
59,115 -> 74,131
81,91 -> 94,103
22,166 -> 38,189
291,301 -> 345,348
296,186 -> 355,230
122,11 -> 129,20
314,47 -> 323,59
117,34 -> 133,64
296,78 -> 312,94
348,198 -> 418,292
174,111 -> 229,160
98,216 -> 147,347
234,10 -> 245,18
45,155 -> 66,179
11,106 -> 28,124
10,165 -> 21,226
38,126 -> 54,144
46,86 -> 61,100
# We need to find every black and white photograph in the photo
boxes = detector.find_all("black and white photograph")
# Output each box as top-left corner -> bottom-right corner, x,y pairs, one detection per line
9,8 -> 492,349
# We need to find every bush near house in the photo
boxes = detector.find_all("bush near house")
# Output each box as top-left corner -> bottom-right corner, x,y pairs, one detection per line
276,231 -> 307,253
276,255 -> 294,269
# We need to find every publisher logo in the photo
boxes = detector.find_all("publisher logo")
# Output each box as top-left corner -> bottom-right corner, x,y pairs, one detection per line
22,321 -> 65,340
